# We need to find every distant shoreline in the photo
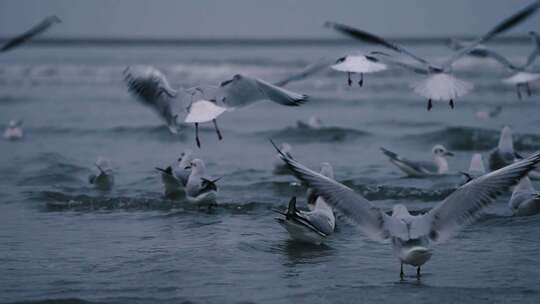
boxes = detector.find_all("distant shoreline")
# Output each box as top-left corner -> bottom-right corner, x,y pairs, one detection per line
0,36 -> 533,47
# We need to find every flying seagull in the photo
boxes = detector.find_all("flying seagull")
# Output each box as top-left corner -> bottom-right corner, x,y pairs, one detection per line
272,140 -> 540,278
325,1 -> 540,110
124,66 -> 308,148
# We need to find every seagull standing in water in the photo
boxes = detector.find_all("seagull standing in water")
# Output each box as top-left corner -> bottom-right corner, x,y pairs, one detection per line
275,163 -> 336,245
381,145 -> 454,177
88,157 -> 114,191
272,140 -> 540,278
185,159 -> 220,205
155,149 -> 193,197
0,16 -> 61,53
3,119 -> 24,141
325,1 -> 540,110
124,66 -> 308,148
509,177 -> 540,216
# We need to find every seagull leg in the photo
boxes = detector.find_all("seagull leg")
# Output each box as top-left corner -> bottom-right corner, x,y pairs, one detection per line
427,99 -> 433,111
449,99 -> 454,109
195,123 -> 201,148
347,72 -> 352,86
212,119 -> 223,141
400,263 -> 404,279
516,84 -> 522,100
416,266 -> 421,278
358,73 -> 364,87
526,82 -> 532,96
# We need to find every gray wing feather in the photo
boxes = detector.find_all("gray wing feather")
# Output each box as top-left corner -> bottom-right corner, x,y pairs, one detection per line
272,141 -> 389,240
274,57 -> 335,86
220,74 -> 308,108
419,150 -> 540,243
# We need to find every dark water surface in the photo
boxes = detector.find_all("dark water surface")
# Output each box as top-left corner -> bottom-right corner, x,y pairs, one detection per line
1,42 -> 540,303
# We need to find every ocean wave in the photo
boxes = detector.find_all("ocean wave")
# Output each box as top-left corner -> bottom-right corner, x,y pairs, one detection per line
259,126 -> 370,143
406,126 -> 540,151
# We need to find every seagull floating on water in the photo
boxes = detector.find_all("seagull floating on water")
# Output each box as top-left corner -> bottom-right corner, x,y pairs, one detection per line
275,162 -> 336,245
296,115 -> 324,130
325,1 -> 540,110
124,66 -> 308,148
488,126 -> 519,171
3,119 -> 24,141
381,145 -> 454,177
156,149 -> 193,198
185,159 -> 220,205
461,153 -> 486,183
509,177 -> 540,216
272,140 -> 540,278
88,157 -> 114,191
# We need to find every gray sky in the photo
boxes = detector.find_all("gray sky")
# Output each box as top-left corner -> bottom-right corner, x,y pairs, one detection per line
0,0 -> 539,38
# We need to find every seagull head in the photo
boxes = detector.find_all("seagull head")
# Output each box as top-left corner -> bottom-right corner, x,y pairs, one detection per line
432,145 -> 454,157
185,158 -> 206,174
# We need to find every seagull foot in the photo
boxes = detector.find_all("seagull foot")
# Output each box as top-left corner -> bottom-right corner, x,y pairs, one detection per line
416,267 -> 421,279
427,99 -> 433,111
358,73 -> 364,87
516,85 -> 522,100
449,99 -> 454,109
526,82 -> 532,96
347,72 -> 352,86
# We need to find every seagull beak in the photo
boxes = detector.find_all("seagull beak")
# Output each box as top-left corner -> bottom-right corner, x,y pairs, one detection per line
445,151 -> 454,157
184,165 -> 191,170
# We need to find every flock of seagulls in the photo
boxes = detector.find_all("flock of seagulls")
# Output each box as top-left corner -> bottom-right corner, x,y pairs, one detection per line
3,1 -> 540,280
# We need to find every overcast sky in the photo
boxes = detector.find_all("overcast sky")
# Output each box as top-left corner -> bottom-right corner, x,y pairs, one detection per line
0,0 -> 539,39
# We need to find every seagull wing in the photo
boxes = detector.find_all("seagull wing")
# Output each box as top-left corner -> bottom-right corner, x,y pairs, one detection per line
441,1 -> 540,70
219,74 -> 308,108
416,150 -> 540,243
0,16 -> 61,53
274,57 -> 335,86
271,140 -> 390,241
324,21 -> 433,68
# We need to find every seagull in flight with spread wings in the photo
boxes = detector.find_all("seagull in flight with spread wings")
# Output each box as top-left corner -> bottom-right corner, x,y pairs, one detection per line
124,66 -> 308,148
325,1 -> 540,110
272,140 -> 540,278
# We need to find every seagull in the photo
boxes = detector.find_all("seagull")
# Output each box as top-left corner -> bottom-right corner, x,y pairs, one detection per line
509,177 -> 540,216
155,149 -> 193,197
184,159 -> 220,205
3,119 -> 24,141
274,51 -> 388,88
88,157 -> 114,191
297,115 -> 324,129
124,66 -> 309,148
461,153 -> 486,183
273,143 -> 294,175
451,31 -> 540,99
274,196 -> 335,245
488,126 -> 519,171
275,163 -> 336,245
381,145 -> 454,177
271,140 -> 540,278
0,16 -> 61,53
325,1 -> 540,110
